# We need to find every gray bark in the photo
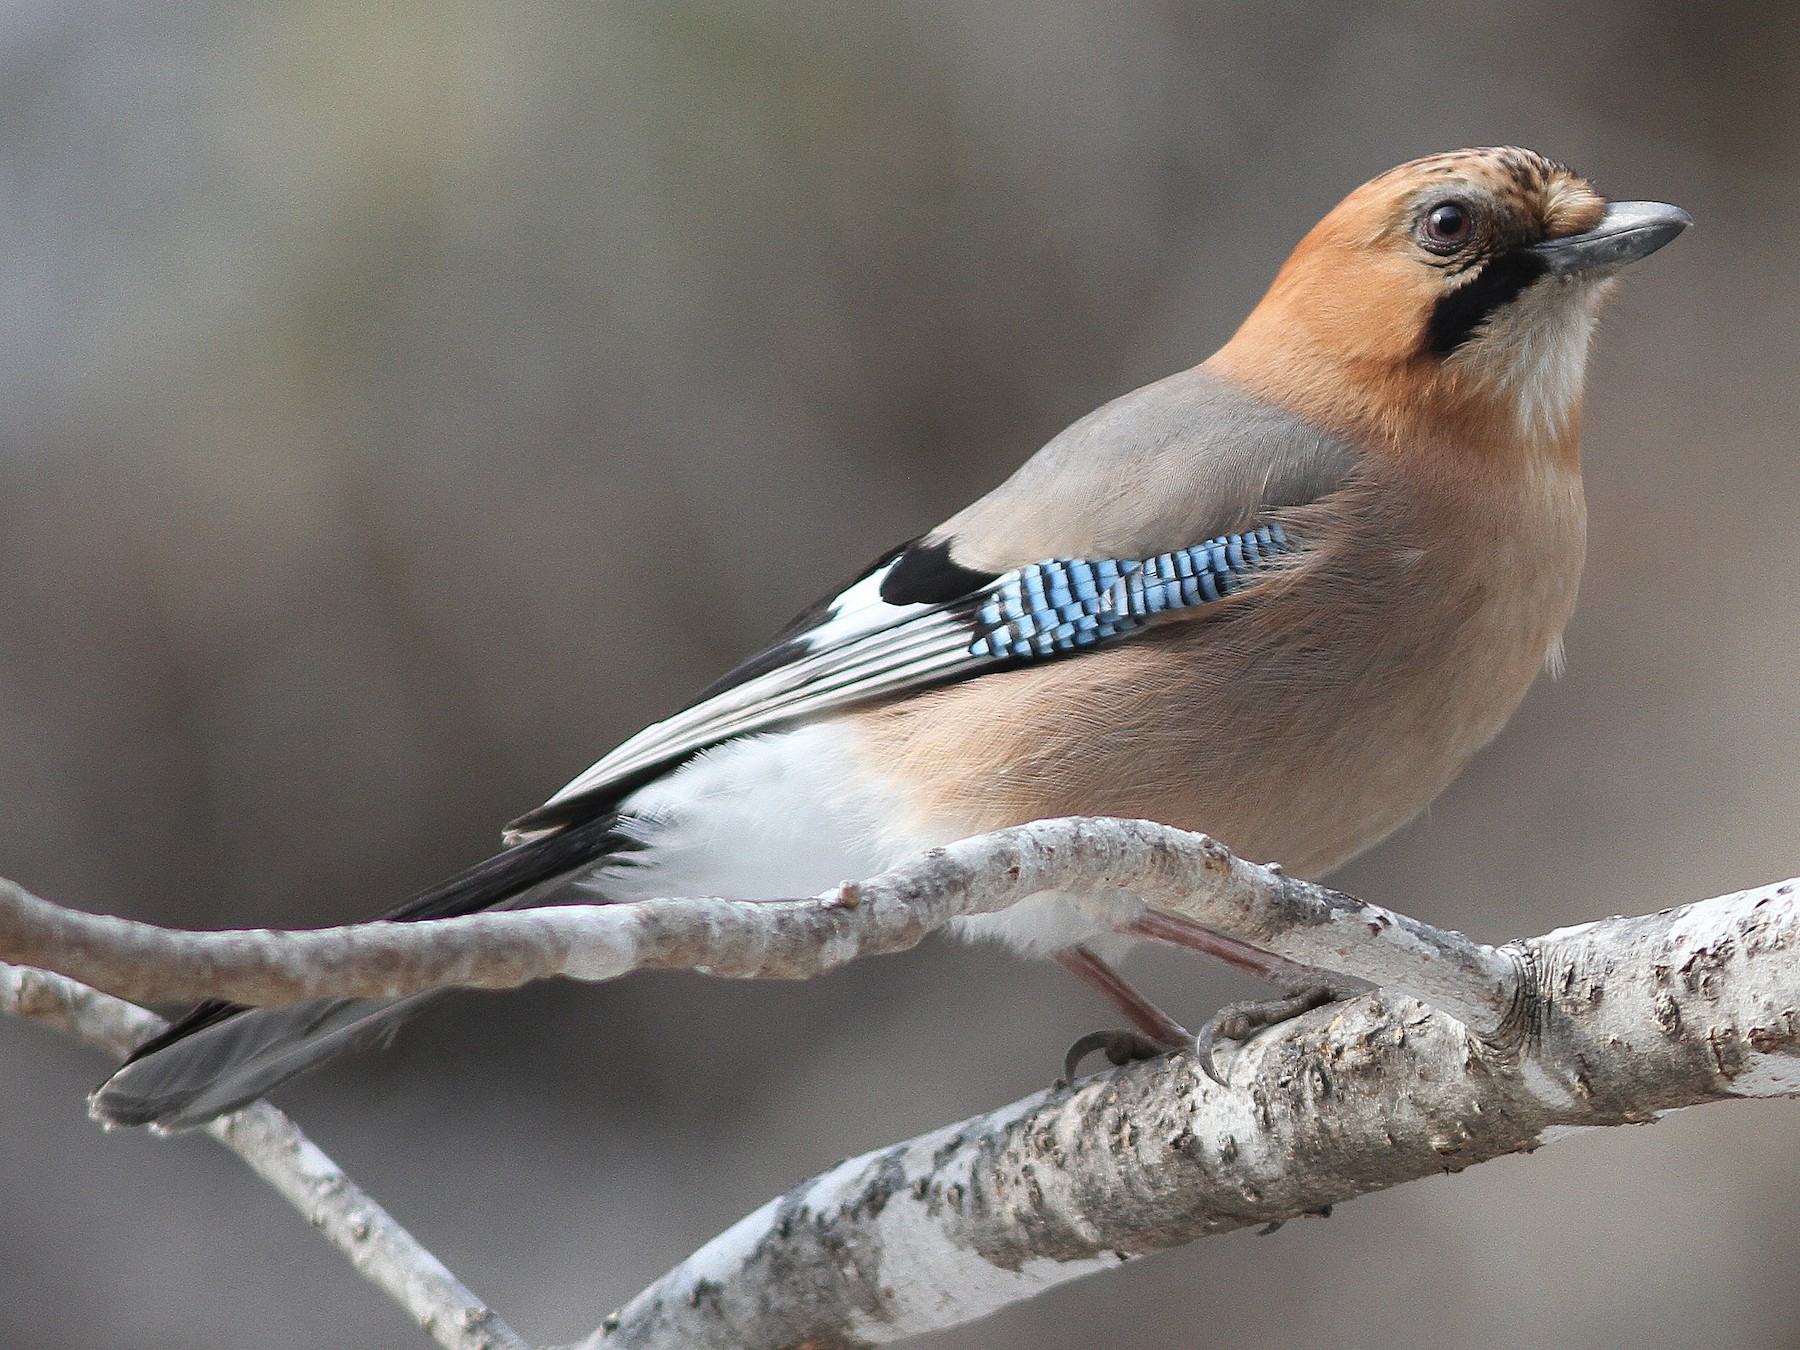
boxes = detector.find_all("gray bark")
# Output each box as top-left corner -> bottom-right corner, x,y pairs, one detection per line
0,818 -> 1516,1035
2,824 -> 1796,1347
591,881 -> 1800,1347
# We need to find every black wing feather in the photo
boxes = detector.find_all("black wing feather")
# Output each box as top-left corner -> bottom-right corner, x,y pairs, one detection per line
90,812 -> 628,1128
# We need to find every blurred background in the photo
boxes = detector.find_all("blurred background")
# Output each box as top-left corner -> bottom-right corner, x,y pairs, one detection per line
0,1 -> 1795,1346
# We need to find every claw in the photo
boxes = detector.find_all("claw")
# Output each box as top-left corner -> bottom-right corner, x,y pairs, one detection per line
1059,1029 -> 1170,1086
1192,985 -> 1339,1086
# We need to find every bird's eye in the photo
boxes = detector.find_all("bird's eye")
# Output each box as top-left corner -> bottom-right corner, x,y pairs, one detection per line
1421,200 -> 1475,251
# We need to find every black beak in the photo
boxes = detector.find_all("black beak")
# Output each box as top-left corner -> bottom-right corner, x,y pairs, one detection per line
1528,201 -> 1692,276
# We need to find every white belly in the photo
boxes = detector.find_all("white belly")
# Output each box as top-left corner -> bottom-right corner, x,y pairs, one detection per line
596,722 -> 915,902
591,721 -> 1137,958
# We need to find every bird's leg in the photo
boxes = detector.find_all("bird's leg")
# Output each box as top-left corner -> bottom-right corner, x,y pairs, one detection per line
1121,910 -> 1317,983
1052,944 -> 1191,1084
1121,910 -> 1365,1085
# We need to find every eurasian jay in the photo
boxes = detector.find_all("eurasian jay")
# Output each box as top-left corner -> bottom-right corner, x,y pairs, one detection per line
92,147 -> 1690,1130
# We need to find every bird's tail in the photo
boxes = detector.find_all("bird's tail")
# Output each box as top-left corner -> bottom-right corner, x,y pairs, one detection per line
89,814 -> 624,1132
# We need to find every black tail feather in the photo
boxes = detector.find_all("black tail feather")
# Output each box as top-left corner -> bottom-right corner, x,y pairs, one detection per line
91,813 -> 624,1130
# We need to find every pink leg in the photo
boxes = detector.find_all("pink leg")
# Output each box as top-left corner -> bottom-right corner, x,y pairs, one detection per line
1053,944 -> 1190,1048
1124,910 -> 1361,1086
1123,910 -> 1318,986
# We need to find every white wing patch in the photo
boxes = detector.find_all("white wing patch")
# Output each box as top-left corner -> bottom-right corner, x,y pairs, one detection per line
510,558 -> 971,840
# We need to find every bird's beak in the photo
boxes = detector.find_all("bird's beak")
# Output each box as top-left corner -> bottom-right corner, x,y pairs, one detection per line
1528,201 -> 1693,276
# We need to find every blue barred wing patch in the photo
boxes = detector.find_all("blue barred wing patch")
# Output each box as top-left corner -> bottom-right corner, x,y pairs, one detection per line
513,522 -> 1296,838
968,523 -> 1290,660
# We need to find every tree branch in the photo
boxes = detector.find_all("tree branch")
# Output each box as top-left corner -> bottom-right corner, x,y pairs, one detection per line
0,818 -> 1519,1033
5,824 -> 1797,1348
0,963 -> 530,1350
590,879 -> 1800,1347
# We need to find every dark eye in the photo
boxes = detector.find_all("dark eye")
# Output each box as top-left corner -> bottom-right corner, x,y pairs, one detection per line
1421,200 -> 1475,251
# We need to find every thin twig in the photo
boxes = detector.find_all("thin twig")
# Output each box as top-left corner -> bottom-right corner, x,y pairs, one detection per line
0,818 -> 1521,1033
0,963 -> 531,1350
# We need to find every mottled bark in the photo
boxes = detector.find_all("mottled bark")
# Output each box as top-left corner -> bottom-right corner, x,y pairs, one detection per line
591,881 -> 1800,1348
3,827 -> 1796,1349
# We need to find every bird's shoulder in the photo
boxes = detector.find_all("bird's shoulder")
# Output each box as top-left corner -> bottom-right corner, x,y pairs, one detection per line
930,362 -> 1357,574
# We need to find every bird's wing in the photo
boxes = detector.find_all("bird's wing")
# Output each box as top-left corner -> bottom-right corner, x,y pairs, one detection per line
505,520 -> 1302,842
506,366 -> 1355,841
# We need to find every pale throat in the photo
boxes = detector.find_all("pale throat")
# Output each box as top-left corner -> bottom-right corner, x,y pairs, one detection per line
1450,276 -> 1613,444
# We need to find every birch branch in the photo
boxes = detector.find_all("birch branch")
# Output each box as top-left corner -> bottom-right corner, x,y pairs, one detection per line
591,879 -> 1800,1348
0,963 -> 530,1350
3,826 -> 1798,1347
0,818 -> 1518,1033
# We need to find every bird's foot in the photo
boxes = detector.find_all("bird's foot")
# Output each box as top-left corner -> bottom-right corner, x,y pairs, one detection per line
1059,1028 -> 1178,1086
1194,985 -> 1338,1085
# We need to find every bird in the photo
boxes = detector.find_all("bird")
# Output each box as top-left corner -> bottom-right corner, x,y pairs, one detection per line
91,146 -> 1689,1131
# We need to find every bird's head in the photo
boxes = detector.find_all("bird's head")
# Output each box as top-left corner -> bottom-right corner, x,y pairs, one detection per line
1213,147 -> 1689,455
